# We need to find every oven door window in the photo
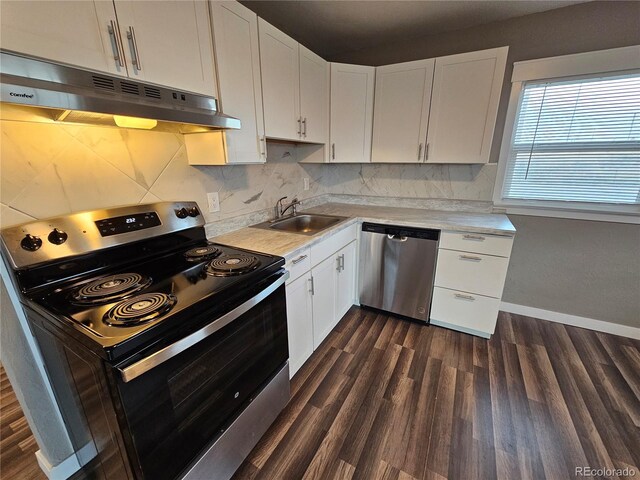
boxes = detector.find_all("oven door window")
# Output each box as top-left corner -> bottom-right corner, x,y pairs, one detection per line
115,284 -> 288,480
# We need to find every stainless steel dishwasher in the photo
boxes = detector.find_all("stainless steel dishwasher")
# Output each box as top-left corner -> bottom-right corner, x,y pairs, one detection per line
359,223 -> 440,322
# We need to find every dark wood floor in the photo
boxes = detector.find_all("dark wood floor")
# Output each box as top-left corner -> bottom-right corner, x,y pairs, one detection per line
233,307 -> 640,480
2,310 -> 639,480
0,364 -> 46,480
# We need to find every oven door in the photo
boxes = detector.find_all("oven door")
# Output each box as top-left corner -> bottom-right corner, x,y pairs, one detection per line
112,272 -> 289,480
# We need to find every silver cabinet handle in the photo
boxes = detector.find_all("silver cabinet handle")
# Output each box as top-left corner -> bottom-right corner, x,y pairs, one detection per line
118,272 -> 289,382
108,20 -> 125,67
331,143 -> 336,160
425,142 -> 429,161
297,117 -> 302,136
340,254 -> 345,271
309,276 -> 315,295
463,234 -> 485,241
336,256 -> 341,271
302,117 -> 307,137
459,254 -> 482,261
291,254 -> 307,265
417,143 -> 423,161
127,26 -> 142,70
454,293 -> 475,301
259,136 -> 266,157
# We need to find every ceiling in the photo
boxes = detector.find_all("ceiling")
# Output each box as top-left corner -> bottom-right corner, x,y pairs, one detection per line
240,1 -> 589,59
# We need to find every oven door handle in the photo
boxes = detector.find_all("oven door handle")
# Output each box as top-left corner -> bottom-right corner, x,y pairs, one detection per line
118,271 -> 289,383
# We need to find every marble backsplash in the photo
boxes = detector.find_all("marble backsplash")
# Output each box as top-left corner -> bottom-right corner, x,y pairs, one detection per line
0,120 -> 498,230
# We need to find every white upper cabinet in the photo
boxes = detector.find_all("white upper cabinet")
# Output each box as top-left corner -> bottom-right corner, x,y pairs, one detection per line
114,1 -> 217,95
426,47 -> 508,164
371,59 -> 435,163
299,46 -> 329,144
210,1 -> 265,164
0,1 -> 126,76
329,63 -> 375,163
1,0 -> 217,95
258,18 -> 300,141
258,18 -> 328,144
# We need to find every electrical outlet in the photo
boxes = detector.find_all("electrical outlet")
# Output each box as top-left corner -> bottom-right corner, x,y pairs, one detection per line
207,192 -> 220,213
303,178 -> 310,191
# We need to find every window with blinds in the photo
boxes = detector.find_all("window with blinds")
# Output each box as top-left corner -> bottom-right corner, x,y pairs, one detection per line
501,73 -> 640,206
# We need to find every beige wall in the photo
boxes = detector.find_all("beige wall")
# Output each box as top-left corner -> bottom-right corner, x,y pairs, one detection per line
335,0 -> 640,328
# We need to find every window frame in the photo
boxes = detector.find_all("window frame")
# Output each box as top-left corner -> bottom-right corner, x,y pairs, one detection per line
493,46 -> 640,224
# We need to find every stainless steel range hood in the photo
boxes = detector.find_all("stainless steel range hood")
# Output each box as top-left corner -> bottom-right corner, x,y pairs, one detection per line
0,50 -> 241,133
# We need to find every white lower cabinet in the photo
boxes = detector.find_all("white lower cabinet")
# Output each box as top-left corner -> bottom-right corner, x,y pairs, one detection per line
431,230 -> 514,338
430,287 -> 501,339
285,272 -> 314,377
334,241 -> 357,321
284,227 -> 357,377
310,254 -> 337,349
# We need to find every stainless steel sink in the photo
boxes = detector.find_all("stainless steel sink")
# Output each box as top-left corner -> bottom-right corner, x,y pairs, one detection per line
252,214 -> 347,236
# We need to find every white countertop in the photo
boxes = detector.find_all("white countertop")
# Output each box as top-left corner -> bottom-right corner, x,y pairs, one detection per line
211,202 -> 515,260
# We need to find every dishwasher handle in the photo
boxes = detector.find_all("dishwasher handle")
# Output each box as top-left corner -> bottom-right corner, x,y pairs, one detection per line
387,234 -> 408,242
362,222 -> 440,241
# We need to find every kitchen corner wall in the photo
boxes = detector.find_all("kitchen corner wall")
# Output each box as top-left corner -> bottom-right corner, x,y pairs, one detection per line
0,119 -> 498,231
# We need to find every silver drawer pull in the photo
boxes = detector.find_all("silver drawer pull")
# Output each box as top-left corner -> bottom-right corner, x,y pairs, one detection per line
454,293 -> 475,301
291,254 -> 308,265
459,255 -> 482,261
462,234 -> 485,241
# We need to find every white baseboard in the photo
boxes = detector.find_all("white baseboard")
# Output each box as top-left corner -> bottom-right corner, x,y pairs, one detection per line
500,302 -> 640,340
36,450 -> 81,480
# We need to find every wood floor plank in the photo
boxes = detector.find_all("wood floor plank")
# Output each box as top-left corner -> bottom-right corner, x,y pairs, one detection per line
231,309 -> 639,480
2,310 -> 637,480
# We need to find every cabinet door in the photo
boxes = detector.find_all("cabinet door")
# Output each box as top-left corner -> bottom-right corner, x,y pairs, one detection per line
426,47 -> 508,164
335,241 -> 357,321
114,1 -> 217,95
285,271 -> 314,377
311,255 -> 336,349
371,59 -> 434,163
299,45 -> 329,144
0,0 -> 125,76
210,1 -> 265,164
258,18 -> 300,141
329,63 -> 375,163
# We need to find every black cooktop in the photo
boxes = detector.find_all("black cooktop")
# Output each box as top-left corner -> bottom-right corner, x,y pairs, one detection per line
35,242 -> 284,360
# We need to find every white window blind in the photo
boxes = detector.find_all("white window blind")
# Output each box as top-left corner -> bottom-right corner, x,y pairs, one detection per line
502,73 -> 640,205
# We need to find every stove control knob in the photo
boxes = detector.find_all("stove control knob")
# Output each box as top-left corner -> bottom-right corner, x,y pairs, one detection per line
48,228 -> 68,245
175,208 -> 188,219
21,234 -> 43,251
187,207 -> 200,217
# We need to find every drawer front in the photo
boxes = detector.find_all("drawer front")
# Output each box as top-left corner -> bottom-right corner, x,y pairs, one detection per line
435,248 -> 509,298
285,248 -> 311,284
310,223 -> 357,267
430,287 -> 500,337
440,231 -> 513,258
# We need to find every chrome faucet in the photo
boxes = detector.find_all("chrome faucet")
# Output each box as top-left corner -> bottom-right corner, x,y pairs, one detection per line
275,196 -> 301,219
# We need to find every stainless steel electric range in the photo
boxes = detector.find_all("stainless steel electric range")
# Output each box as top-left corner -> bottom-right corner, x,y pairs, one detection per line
0,201 -> 290,480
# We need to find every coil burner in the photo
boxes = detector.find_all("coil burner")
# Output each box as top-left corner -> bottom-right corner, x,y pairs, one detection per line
205,254 -> 260,277
184,244 -> 221,262
104,293 -> 176,326
73,273 -> 151,305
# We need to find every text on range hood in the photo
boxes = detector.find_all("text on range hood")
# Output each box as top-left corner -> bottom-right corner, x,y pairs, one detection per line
0,50 -> 241,133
